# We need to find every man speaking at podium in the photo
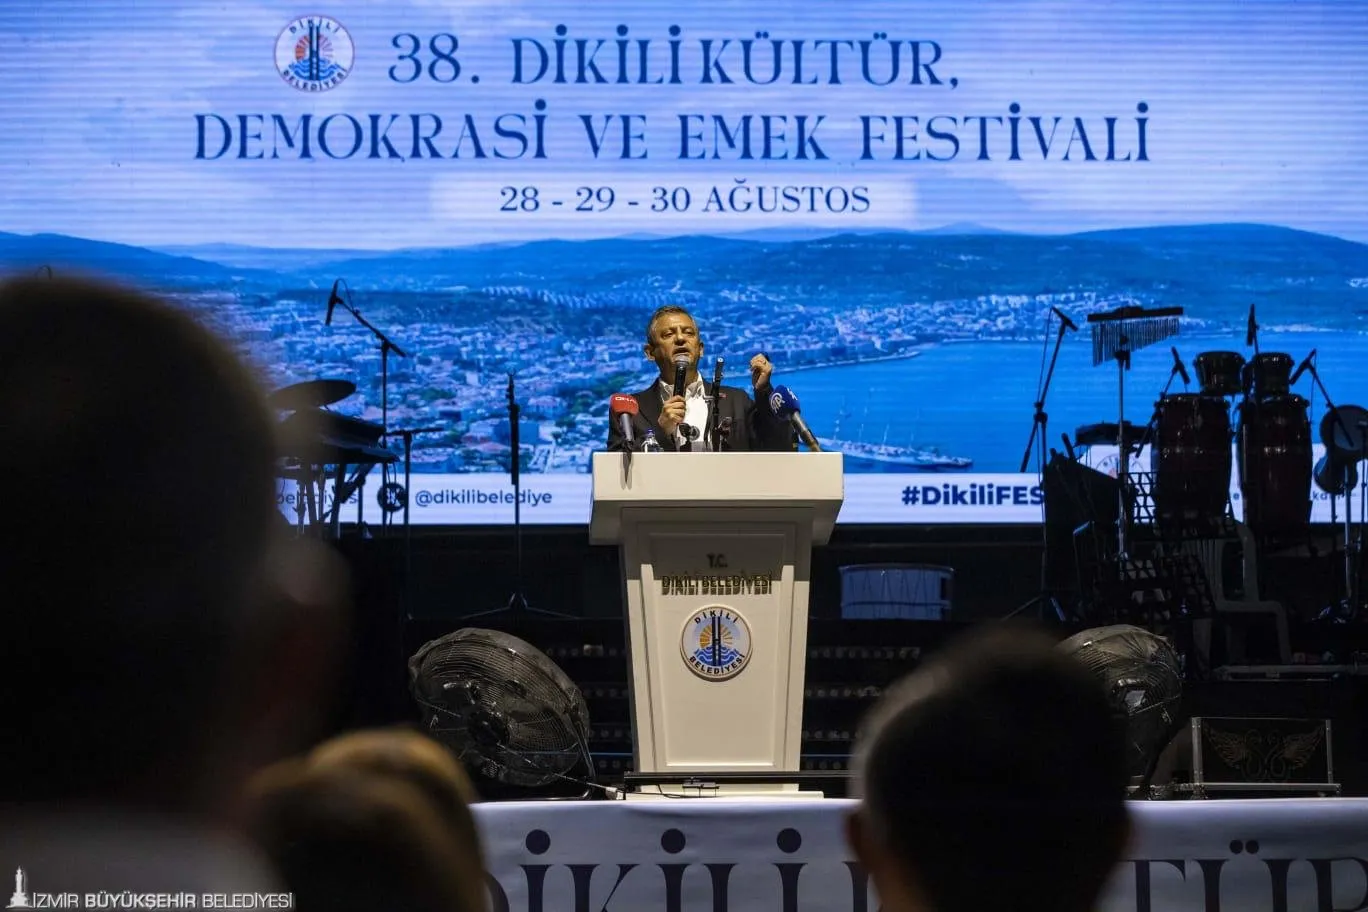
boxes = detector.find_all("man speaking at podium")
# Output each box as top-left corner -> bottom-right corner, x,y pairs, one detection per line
607,305 -> 794,453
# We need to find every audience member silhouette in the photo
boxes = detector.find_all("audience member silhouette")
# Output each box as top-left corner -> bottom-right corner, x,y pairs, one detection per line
847,625 -> 1130,912
0,275 -> 346,891
248,729 -> 489,912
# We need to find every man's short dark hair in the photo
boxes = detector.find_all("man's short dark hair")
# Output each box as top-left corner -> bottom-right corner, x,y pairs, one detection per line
853,625 -> 1128,912
0,275 -> 281,806
644,305 -> 695,345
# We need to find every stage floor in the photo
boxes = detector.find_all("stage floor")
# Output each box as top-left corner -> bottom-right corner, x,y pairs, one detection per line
473,797 -> 1368,911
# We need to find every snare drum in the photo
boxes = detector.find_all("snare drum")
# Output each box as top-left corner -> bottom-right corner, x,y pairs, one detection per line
1237,395 -> 1312,537
1151,394 -> 1232,532
1194,351 -> 1245,397
1242,353 -> 1296,400
839,564 -> 953,620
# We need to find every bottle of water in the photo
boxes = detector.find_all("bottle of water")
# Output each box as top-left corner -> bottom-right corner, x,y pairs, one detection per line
641,430 -> 663,453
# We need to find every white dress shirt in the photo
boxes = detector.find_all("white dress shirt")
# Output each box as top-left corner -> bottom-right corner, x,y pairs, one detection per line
658,377 -> 712,451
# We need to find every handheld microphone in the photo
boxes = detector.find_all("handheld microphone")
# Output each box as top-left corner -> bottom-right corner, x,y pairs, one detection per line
610,393 -> 639,449
672,356 -> 689,399
1170,346 -> 1190,386
1289,349 -> 1316,386
1051,306 -> 1078,332
326,279 -> 343,326
768,385 -> 822,451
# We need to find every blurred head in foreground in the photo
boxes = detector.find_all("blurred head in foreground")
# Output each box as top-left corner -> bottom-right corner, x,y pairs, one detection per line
847,625 -> 1130,912
0,275 -> 345,823
249,729 -> 488,912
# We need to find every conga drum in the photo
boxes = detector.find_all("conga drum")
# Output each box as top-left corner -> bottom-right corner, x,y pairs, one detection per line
1242,353 -> 1296,400
1151,393 -> 1232,533
1194,351 -> 1245,397
1237,395 -> 1312,537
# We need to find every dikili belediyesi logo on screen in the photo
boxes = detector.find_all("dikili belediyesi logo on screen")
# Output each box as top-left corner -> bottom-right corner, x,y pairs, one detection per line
275,16 -> 354,91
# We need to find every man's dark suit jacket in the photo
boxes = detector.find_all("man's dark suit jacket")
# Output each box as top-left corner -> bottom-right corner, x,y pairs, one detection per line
607,381 -> 795,452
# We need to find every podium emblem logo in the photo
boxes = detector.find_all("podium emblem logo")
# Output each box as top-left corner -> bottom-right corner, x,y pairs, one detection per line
681,606 -> 752,681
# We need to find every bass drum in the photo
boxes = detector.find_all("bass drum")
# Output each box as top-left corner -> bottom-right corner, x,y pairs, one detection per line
1237,395 -> 1312,538
1151,394 -> 1232,533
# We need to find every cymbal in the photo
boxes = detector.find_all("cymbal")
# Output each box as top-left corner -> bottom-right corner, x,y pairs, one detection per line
267,379 -> 356,411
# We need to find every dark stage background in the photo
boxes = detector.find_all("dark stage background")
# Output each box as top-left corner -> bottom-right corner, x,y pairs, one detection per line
326,522 -> 1368,798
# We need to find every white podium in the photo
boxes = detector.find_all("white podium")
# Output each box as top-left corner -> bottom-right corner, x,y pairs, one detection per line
589,451 -> 844,797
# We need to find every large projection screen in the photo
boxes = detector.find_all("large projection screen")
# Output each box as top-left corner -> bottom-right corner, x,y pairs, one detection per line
1,2 -> 1365,525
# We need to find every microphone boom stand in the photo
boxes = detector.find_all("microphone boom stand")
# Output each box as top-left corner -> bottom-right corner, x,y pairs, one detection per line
467,374 -> 573,628
1020,316 -> 1072,474
332,284 -> 410,536
1007,311 -> 1074,622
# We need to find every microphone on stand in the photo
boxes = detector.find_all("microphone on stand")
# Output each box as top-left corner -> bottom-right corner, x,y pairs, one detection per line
768,385 -> 821,451
1051,306 -> 1078,332
610,394 -> 639,450
1289,350 -> 1316,386
1246,304 -> 1257,347
1170,346 -> 1190,386
709,357 -> 725,452
326,279 -> 343,325
718,416 -> 734,447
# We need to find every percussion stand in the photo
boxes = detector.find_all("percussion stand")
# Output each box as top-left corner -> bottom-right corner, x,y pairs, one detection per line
1114,335 -> 1134,560
1355,420 -> 1368,618
1303,358 -> 1359,610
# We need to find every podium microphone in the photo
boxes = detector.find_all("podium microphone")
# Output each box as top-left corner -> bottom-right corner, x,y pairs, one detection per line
326,279 -> 343,325
610,393 -> 639,449
769,385 -> 821,451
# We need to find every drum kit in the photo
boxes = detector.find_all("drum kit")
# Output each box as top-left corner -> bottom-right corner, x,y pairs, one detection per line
1026,304 -> 1368,629
1132,320 -> 1367,612
270,281 -> 451,542
1150,349 -> 1313,541
269,378 -> 398,538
